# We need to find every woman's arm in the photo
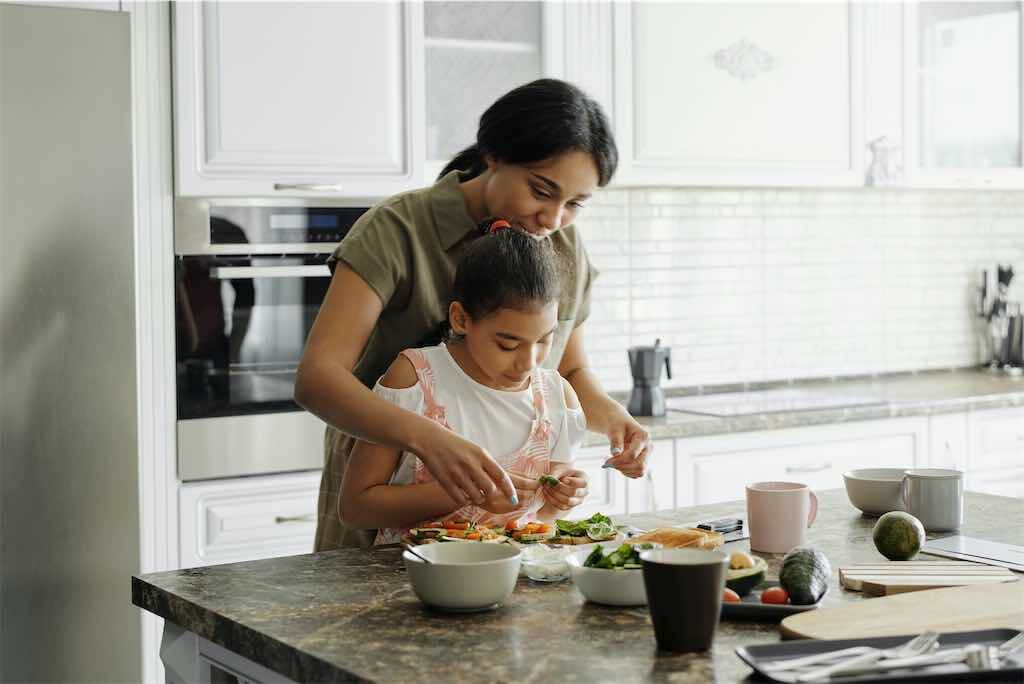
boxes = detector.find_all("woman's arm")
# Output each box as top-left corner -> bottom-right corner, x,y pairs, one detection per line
294,265 -> 516,505
558,325 -> 650,478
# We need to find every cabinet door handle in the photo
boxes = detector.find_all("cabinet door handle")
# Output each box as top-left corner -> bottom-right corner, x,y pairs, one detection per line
273,182 -> 342,192
785,463 -> 832,474
275,513 -> 315,524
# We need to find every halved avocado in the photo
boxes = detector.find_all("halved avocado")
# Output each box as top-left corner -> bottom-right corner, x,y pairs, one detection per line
725,556 -> 768,597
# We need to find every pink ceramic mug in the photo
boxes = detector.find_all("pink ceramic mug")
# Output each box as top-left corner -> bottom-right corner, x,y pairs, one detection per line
746,481 -> 818,554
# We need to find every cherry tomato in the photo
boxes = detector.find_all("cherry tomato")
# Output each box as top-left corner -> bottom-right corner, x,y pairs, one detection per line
761,587 -> 790,604
505,520 -> 518,532
722,588 -> 741,603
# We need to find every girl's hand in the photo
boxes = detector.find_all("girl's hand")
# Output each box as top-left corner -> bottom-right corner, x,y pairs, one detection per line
541,466 -> 589,510
597,405 -> 651,479
413,423 -> 518,507
479,473 -> 540,514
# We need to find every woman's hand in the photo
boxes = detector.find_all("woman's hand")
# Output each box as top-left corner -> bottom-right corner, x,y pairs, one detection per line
541,465 -> 589,510
412,422 -> 519,506
593,403 -> 651,479
479,473 -> 541,515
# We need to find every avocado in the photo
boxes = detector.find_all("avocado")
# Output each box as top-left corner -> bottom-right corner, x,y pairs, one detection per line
779,547 -> 831,605
725,555 -> 768,597
872,511 -> 925,561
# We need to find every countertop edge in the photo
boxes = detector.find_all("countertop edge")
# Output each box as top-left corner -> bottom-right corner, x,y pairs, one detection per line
131,575 -> 367,683
584,389 -> 1024,447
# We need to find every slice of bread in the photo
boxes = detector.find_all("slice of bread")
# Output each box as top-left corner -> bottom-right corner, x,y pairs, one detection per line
631,527 -> 724,549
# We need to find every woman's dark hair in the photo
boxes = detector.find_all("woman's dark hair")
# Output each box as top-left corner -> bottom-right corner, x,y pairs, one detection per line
439,78 -> 617,186
444,227 -> 563,339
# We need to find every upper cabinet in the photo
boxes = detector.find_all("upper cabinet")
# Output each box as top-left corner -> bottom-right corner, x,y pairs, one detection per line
173,1 -> 423,198
170,1 -> 1024,196
422,2 -> 563,180
904,1 -> 1024,188
609,2 -> 863,187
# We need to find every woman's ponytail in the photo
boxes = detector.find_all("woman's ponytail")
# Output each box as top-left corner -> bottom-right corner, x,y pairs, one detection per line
437,143 -> 486,180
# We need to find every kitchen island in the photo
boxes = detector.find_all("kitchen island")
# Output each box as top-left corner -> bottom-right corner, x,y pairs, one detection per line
133,490 -> 1023,683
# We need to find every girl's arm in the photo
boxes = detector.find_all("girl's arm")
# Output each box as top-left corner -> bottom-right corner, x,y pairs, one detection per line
558,325 -> 650,478
295,264 -> 516,506
339,356 -> 463,530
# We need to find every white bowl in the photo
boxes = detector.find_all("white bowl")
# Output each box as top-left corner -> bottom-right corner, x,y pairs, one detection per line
843,468 -> 907,516
566,545 -> 647,606
521,545 -> 571,582
403,542 -> 521,612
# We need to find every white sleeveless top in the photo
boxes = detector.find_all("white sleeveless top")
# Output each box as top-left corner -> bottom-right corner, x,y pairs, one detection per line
372,343 -> 587,487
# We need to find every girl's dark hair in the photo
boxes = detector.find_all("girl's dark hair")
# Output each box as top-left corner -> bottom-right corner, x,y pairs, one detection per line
439,78 -> 617,186
444,228 -> 563,339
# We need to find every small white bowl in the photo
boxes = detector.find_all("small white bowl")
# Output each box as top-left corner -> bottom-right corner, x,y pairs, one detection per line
403,542 -> 522,612
566,545 -> 647,606
521,545 -> 571,582
843,468 -> 907,516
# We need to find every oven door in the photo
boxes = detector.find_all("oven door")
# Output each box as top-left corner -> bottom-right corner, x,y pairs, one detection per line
175,254 -> 331,480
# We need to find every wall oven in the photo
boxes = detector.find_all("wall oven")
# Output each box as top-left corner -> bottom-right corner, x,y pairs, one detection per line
174,199 -> 368,481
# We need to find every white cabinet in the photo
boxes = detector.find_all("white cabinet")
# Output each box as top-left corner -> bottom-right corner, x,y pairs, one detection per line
173,1 -> 423,198
610,1 -> 863,187
676,418 -> 926,507
179,471 -> 320,568
927,411 -> 970,470
572,443 -> 627,518
422,1 -> 564,179
965,406 -> 1024,497
904,1 -> 1024,188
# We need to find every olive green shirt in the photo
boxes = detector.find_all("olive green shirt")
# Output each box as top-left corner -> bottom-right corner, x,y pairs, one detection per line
315,170 -> 598,550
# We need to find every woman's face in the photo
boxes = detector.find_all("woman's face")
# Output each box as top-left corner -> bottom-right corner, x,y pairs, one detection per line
449,300 -> 559,391
482,150 -> 600,239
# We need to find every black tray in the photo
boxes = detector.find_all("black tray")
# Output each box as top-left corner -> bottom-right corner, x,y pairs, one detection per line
736,628 -> 1024,682
721,581 -> 823,620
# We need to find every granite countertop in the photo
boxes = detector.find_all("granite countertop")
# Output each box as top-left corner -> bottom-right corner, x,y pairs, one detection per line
133,490 -> 1024,683
587,368 -> 1024,447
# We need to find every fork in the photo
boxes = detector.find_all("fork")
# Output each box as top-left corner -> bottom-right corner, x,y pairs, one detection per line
804,631 -> 1024,679
796,631 -> 940,682
765,631 -> 937,674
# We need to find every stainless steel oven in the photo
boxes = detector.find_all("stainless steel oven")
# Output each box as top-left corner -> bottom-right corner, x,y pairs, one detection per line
174,199 -> 369,481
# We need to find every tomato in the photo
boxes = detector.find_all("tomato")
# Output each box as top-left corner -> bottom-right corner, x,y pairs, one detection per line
535,524 -> 551,533
761,587 -> 790,604
505,520 -> 518,532
722,588 -> 741,603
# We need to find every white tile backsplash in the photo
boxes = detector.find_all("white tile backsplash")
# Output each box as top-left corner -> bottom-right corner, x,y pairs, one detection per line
581,187 -> 1024,392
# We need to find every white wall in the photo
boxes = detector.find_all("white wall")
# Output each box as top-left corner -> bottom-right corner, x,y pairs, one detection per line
582,188 -> 1024,392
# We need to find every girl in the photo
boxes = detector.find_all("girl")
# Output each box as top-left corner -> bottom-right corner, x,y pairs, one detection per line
339,224 -> 587,542
295,79 -> 652,550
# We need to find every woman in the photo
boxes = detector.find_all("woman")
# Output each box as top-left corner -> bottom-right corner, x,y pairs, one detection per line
295,79 -> 652,550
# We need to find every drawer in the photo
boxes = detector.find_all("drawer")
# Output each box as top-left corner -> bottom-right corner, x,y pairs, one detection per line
180,471 -> 321,568
967,467 -> 1024,499
969,408 -> 1024,471
678,419 -> 925,507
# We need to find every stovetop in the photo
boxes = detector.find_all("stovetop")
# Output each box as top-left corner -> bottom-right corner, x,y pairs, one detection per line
664,387 -> 888,417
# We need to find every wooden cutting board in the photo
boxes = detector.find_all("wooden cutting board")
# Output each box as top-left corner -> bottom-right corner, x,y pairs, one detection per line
840,561 -> 1018,596
780,580 -> 1024,640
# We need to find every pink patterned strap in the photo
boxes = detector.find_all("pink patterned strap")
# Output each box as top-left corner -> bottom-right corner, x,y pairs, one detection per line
399,348 -> 447,426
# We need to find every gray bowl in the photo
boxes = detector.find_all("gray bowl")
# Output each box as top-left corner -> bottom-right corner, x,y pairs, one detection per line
843,468 -> 907,516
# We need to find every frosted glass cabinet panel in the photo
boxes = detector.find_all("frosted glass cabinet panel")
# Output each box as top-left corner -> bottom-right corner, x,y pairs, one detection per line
906,1 -> 1024,187
424,2 -> 561,169
917,2 -> 1021,169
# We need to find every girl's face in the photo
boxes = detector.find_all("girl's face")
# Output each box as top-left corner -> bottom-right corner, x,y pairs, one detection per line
482,150 -> 600,239
449,300 -> 559,391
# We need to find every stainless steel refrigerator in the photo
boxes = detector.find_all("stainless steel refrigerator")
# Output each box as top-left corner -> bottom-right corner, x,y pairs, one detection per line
1,4 -> 140,681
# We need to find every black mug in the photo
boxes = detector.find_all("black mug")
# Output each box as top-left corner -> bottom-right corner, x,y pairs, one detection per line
640,548 -> 729,653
